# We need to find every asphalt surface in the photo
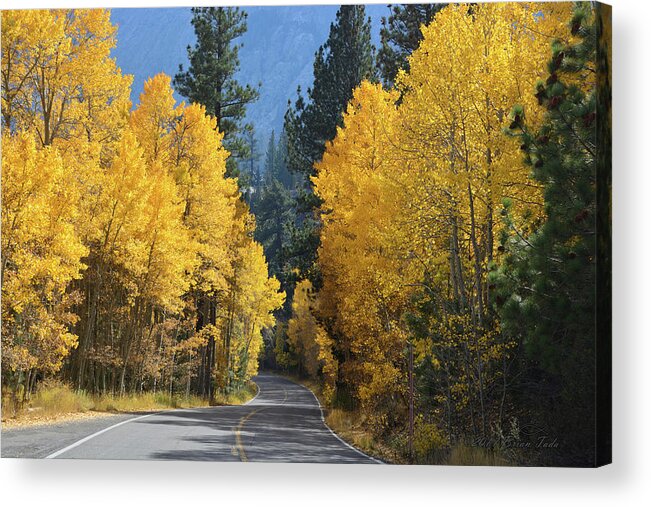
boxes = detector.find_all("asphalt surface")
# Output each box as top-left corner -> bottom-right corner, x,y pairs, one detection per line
1,373 -> 381,464
1,412 -> 138,459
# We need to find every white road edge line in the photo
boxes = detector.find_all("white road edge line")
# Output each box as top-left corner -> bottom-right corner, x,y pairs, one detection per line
44,378 -> 382,462
47,382 -> 261,459
244,382 -> 261,405
45,413 -> 156,459
299,383 -> 384,464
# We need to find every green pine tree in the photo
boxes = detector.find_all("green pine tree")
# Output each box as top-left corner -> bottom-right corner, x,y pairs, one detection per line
240,125 -> 260,203
286,6 -> 376,178
174,7 -> 259,176
284,5 -> 376,285
252,130 -> 299,311
377,3 -> 443,86
262,130 -> 294,189
494,2 -> 610,466
263,130 -> 278,184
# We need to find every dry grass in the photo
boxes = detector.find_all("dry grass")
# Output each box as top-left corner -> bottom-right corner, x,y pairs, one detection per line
447,443 -> 509,466
2,380 -> 257,426
31,383 -> 95,416
213,382 -> 258,406
281,374 -> 515,466
325,411 -> 510,466
2,383 -> 95,423
325,408 -> 404,464
91,392 -> 209,413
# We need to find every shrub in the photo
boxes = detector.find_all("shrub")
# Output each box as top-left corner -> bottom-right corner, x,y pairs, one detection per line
413,418 -> 448,464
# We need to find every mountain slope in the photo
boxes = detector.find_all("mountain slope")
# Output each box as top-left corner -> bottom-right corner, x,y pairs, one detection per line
110,5 -> 390,144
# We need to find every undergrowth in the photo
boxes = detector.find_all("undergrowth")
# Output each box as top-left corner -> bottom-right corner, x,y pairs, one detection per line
281,373 -> 512,466
2,380 -> 257,423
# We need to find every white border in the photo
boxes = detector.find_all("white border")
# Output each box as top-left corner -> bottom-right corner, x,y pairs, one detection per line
1,1 -> 650,506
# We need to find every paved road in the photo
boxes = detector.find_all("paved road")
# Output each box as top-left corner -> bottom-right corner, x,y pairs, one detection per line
1,374 -> 381,464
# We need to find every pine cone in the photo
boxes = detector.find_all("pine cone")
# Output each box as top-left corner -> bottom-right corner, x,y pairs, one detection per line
535,90 -> 546,105
509,114 -> 522,130
583,111 -> 596,127
548,96 -> 562,109
553,52 -> 565,70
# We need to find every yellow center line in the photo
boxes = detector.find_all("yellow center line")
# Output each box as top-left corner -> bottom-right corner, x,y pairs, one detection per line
234,386 -> 288,462
235,408 -> 261,462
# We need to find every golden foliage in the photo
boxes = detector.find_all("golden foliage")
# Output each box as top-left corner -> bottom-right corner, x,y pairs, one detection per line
313,82 -> 420,425
311,4 -> 572,440
1,10 -> 283,399
1,9 -> 132,150
1,132 -> 87,375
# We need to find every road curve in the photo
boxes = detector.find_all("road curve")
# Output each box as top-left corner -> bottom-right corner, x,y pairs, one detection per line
2,374 -> 381,464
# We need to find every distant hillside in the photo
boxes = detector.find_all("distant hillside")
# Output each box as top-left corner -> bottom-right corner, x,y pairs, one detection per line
110,5 -> 390,146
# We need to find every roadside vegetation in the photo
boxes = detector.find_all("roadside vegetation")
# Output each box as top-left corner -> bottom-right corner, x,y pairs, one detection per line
272,2 -> 609,467
1,8 -> 282,416
289,374 -> 508,466
1,380 -> 257,426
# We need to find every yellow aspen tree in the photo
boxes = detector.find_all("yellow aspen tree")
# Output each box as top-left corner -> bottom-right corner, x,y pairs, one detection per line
394,2 -> 572,436
286,279 -> 337,402
71,127 -> 144,390
1,132 -> 87,396
113,137 -> 195,394
70,125 -> 196,392
1,9 -> 133,394
313,81 -> 421,429
2,11 -> 282,398
129,72 -> 282,396
230,240 -> 284,384
168,100 -> 239,295
1,9 -> 131,149
287,279 -> 322,379
131,73 -> 238,398
216,201 -> 284,390
129,73 -> 180,165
